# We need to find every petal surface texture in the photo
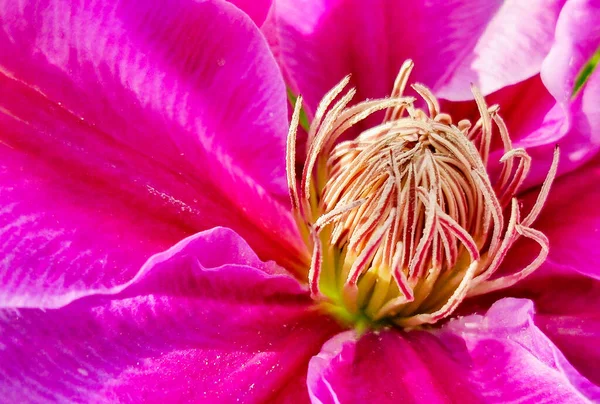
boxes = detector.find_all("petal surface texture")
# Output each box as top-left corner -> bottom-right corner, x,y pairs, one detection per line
0,0 -> 305,307
0,228 -> 338,402
275,0 -> 564,112
532,0 -> 600,180
226,0 -> 273,25
494,274 -> 600,390
307,299 -> 599,403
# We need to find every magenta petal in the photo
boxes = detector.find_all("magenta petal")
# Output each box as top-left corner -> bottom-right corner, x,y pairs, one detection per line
0,143 -> 186,308
527,0 -> 600,182
0,228 -> 338,402
433,0 -> 566,101
501,275 -> 600,387
537,281 -> 600,387
276,0 -> 564,117
307,330 -> 483,403
462,153 -> 600,387
226,0 -> 273,25
542,0 -> 600,107
0,0 -> 289,197
308,298 -> 599,403
484,0 -> 600,188
0,0 -> 307,304
537,156 -> 600,281
442,298 -> 600,402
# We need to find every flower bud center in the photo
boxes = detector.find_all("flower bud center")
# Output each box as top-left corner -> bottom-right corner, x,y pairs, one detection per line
286,60 -> 559,329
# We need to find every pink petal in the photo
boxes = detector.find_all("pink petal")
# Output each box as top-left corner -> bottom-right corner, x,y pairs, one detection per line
275,0 -> 564,119
536,281 -> 600,387
434,0 -> 566,101
481,0 -> 600,187
498,274 -> 600,387
308,298 -> 599,403
0,228 -> 338,402
0,143 -> 186,308
0,0 -> 290,197
542,0 -> 600,106
0,0 -> 307,306
463,156 -> 600,385
536,155 -> 600,281
226,0 -> 273,25
307,330 -> 482,403
527,0 -> 600,184
442,298 -> 600,402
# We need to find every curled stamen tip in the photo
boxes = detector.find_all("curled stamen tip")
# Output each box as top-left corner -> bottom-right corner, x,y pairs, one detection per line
457,119 -> 471,131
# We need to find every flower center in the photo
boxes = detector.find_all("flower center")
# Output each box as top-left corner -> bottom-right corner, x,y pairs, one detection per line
286,60 -> 559,329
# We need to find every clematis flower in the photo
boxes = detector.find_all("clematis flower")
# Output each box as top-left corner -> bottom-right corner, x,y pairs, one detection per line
0,0 -> 599,403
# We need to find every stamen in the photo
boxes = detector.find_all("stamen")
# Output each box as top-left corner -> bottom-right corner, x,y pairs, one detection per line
469,225 -> 549,296
522,146 -> 560,227
498,148 -> 531,205
308,75 -> 352,146
470,198 -> 520,287
385,60 -> 414,122
411,83 -> 440,118
472,85 -> 493,167
288,60 -> 559,328
286,95 -> 302,212
314,199 -> 368,232
408,190 -> 437,279
308,230 -> 323,298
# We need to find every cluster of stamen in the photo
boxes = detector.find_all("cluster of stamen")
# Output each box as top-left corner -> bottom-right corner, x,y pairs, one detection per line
287,60 -> 559,328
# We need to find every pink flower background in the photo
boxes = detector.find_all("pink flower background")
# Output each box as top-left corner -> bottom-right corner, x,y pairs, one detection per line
0,0 -> 599,402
